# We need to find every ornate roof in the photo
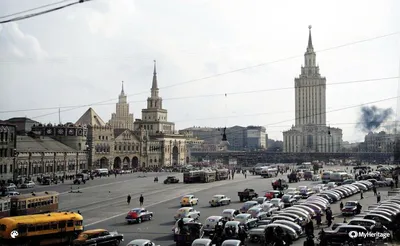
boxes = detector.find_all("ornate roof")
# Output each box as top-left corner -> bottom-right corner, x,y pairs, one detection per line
75,108 -> 106,127
16,135 -> 79,152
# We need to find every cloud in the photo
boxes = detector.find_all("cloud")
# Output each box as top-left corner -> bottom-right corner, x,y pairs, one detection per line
0,22 -> 48,61
87,0 -> 136,37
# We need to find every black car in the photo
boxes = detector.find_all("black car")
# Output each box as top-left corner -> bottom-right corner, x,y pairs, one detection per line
164,176 -> 179,184
281,195 -> 296,207
73,229 -> 124,246
341,201 -> 360,216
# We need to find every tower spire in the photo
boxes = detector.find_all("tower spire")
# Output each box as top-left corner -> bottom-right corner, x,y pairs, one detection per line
152,60 -> 158,89
121,81 -> 125,95
307,25 -> 314,52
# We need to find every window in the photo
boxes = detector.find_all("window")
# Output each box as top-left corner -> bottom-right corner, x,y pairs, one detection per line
36,224 -> 43,231
0,224 -> 6,231
59,221 -> 66,228
28,225 -> 36,232
75,220 -> 83,226
51,222 -> 58,229
18,225 -> 27,234
67,220 -> 74,227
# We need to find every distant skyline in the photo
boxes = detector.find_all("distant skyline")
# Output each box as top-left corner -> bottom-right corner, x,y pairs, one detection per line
1,0 -> 400,142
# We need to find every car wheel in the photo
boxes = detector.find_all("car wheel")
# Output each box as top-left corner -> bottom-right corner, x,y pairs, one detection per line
137,217 -> 142,223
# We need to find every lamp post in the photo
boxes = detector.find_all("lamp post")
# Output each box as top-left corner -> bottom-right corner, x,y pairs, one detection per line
12,148 -> 18,182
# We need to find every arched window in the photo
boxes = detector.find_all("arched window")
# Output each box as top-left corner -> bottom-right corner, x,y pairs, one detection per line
150,159 -> 153,163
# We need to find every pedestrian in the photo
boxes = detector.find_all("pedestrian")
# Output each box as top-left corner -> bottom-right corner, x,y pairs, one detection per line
396,179 -> 398,188
127,194 -> 131,205
373,186 -> 377,196
343,218 -> 347,223
139,194 -> 144,206
390,181 -> 394,189
377,192 -> 381,203
360,190 -> 363,199
340,201 -> 343,211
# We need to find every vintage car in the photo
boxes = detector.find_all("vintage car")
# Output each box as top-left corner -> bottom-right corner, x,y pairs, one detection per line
254,196 -> 268,204
164,176 -> 179,184
341,201 -> 360,216
234,213 -> 258,228
181,195 -> 199,207
248,223 -> 298,243
261,203 -> 279,215
20,181 -> 35,188
221,239 -> 242,246
239,201 -> 259,213
209,194 -> 231,207
191,238 -> 213,246
281,195 -> 297,208
203,216 -> 224,234
270,198 -> 285,210
126,239 -> 157,246
174,207 -> 200,220
222,209 -> 239,221
173,218 -> 195,232
265,190 -> 281,200
247,207 -> 269,220
126,208 -> 153,224
73,229 -> 124,246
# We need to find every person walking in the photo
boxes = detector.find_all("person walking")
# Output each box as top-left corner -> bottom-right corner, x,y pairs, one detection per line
373,186 -> 377,196
377,192 -> 381,203
360,190 -> 364,199
340,202 -> 343,211
127,194 -> 131,205
139,194 -> 144,206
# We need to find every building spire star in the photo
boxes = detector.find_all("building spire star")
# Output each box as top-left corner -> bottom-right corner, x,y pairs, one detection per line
152,60 -> 158,89
121,81 -> 124,94
307,25 -> 314,51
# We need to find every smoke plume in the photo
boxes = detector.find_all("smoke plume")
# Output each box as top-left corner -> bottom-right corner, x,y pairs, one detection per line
358,106 -> 393,132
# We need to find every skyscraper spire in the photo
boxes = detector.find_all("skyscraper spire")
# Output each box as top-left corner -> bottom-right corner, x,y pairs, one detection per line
121,81 -> 125,95
152,60 -> 158,89
307,25 -> 314,52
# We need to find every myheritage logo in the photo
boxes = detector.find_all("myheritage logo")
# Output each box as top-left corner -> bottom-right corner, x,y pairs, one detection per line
348,231 -> 391,239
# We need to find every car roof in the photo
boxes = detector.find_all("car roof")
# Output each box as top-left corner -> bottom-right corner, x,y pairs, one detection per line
128,239 -> 151,244
179,207 -> 192,211
183,195 -> 193,197
223,209 -> 235,212
193,238 -> 212,243
207,216 -> 222,220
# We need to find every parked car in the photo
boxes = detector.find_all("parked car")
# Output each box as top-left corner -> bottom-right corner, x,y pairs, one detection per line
221,209 -> 239,221
270,198 -> 285,210
203,216 -> 224,234
164,176 -> 179,184
126,239 -> 156,246
20,181 -> 35,188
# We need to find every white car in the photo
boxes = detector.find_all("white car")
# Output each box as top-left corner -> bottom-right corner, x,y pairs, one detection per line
270,198 -> 285,210
209,195 -> 231,207
261,202 -> 279,214
126,239 -> 157,246
286,187 -> 297,194
204,216 -> 224,233
221,239 -> 242,246
326,182 -> 337,189
174,207 -> 200,220
192,239 -> 213,246
222,209 -> 238,221
21,181 -> 35,188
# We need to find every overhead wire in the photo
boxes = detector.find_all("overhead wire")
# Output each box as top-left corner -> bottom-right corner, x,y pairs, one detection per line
1,76 -> 397,115
0,0 -> 93,24
0,0 -> 74,19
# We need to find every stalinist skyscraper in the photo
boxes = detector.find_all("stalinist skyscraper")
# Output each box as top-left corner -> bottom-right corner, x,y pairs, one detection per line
108,82 -> 135,130
283,26 -> 342,153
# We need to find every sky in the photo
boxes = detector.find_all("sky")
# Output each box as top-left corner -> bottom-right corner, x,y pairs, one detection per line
0,0 -> 400,142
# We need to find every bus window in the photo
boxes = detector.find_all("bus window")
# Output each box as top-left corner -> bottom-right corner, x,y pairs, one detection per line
75,220 -> 82,226
59,221 -> 66,228
18,225 -> 27,234
43,224 -> 50,230
0,203 -> 2,211
28,225 -> 36,232
0,224 -> 6,231
67,220 -> 74,227
51,222 -> 58,229
36,224 -> 43,231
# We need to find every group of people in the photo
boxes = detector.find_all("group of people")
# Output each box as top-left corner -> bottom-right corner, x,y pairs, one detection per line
127,194 -> 144,206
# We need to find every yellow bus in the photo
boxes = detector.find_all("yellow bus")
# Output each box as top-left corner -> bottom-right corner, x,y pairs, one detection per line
0,212 -> 83,246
